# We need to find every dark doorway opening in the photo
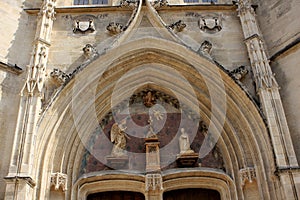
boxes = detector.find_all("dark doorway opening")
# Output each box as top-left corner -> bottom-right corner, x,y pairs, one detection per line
163,188 -> 221,200
87,191 -> 145,200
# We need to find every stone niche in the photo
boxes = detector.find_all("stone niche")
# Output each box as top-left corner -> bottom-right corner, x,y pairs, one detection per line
79,89 -> 224,175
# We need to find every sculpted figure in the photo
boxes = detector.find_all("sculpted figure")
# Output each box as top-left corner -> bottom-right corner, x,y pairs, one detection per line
179,128 -> 194,154
143,91 -> 156,107
110,119 -> 128,157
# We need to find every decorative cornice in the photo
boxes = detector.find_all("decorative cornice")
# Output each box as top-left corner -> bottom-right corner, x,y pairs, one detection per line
24,4 -> 237,14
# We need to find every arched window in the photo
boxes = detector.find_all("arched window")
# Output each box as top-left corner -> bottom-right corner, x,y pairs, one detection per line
74,0 -> 108,5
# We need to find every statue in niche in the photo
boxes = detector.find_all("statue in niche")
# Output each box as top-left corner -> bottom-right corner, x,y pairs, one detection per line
179,128 -> 195,154
110,119 -> 129,157
143,91 -> 156,107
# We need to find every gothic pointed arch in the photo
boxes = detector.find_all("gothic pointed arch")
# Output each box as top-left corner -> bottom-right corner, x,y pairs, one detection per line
33,37 -> 276,200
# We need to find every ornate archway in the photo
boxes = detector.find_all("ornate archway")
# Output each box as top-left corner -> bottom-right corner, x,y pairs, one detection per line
33,38 -> 276,200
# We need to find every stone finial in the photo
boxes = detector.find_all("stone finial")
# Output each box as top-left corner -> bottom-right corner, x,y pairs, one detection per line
151,0 -> 169,9
168,20 -> 186,32
106,22 -> 124,35
145,174 -> 163,191
50,172 -> 67,191
239,167 -> 256,186
82,44 -> 98,59
230,66 -> 248,80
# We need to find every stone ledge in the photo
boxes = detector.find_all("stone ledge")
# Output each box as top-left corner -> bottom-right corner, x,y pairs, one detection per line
24,4 -> 237,14
4,175 -> 36,188
0,61 -> 23,75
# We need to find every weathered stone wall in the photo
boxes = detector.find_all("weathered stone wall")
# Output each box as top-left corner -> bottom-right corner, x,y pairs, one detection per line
255,0 -> 300,57
0,70 -> 24,199
0,1 -> 34,199
256,0 -> 300,162
272,47 -> 300,162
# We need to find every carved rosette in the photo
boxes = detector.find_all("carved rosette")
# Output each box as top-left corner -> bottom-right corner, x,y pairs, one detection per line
145,174 -> 163,191
50,172 -> 67,191
239,167 -> 256,186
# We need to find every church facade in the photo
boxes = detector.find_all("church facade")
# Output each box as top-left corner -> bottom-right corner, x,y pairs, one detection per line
0,0 -> 299,199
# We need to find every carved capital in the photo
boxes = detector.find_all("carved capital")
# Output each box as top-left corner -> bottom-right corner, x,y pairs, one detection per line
50,172 -> 67,191
145,174 -> 163,191
168,20 -> 186,32
239,167 -> 256,186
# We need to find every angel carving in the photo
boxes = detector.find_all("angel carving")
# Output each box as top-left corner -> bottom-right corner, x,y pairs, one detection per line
110,119 -> 129,157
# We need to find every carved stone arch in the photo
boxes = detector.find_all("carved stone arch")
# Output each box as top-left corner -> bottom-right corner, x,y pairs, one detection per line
33,37 -> 276,200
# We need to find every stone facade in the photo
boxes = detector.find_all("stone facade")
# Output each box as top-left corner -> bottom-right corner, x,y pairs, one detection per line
0,0 -> 299,199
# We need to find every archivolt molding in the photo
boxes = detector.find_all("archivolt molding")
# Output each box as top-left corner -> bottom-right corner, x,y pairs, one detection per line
34,38 -> 275,199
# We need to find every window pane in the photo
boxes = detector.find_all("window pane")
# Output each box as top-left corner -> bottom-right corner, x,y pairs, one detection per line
74,0 -> 89,5
92,0 -> 108,4
184,0 -> 199,3
202,0 -> 217,2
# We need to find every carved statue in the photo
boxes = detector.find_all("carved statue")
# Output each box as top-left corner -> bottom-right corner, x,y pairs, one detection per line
106,22 -> 123,35
231,66 -> 248,80
179,128 -> 194,154
143,91 -> 156,107
146,116 -> 158,139
198,40 -> 212,58
110,119 -> 129,157
168,20 -> 186,32
82,44 -> 97,59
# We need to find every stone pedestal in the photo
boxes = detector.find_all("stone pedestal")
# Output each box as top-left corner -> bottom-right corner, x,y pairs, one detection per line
145,138 -> 160,173
176,153 -> 199,167
106,155 -> 129,169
